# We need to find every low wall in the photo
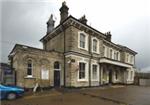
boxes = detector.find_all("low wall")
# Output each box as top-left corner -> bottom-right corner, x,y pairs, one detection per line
139,79 -> 150,86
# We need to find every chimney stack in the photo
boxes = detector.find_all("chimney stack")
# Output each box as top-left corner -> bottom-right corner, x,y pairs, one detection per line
59,1 -> 69,23
79,15 -> 87,24
47,14 -> 55,34
105,31 -> 112,41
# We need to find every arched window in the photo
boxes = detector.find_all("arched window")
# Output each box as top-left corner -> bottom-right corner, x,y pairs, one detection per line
54,61 -> 60,70
27,60 -> 32,77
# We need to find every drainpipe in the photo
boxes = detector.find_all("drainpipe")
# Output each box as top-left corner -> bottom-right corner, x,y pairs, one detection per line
99,63 -> 102,85
10,55 -> 16,85
89,33 -> 92,87
62,24 -> 66,87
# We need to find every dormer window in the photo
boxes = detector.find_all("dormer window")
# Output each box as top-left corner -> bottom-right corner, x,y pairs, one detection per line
78,31 -> 88,50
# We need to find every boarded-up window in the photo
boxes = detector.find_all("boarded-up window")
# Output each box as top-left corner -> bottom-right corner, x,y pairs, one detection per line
41,69 -> 49,80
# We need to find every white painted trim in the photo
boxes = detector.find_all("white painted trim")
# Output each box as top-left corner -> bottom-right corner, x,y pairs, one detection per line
91,37 -> 99,54
26,75 -> 33,78
109,48 -> 113,59
103,45 -> 107,57
26,59 -> 33,77
117,51 -> 120,61
100,58 -> 132,68
69,18 -> 106,38
91,63 -> 99,81
78,31 -> 88,51
77,60 -> 89,82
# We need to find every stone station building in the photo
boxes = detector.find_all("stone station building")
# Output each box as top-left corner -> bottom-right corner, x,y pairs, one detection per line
9,2 -> 137,88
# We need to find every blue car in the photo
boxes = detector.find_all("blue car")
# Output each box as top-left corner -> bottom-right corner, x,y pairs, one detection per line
0,84 -> 24,100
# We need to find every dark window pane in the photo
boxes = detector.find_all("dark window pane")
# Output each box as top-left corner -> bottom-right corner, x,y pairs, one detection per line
79,62 -> 86,79
54,62 -> 60,69
92,65 -> 97,79
93,39 -> 97,52
27,60 -> 32,76
28,63 -> 32,67
27,68 -> 32,75
80,33 -> 86,48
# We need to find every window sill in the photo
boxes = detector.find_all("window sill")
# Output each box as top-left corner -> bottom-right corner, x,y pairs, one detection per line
91,79 -> 99,82
77,79 -> 88,82
78,47 -> 88,51
92,51 -> 100,55
24,76 -> 36,79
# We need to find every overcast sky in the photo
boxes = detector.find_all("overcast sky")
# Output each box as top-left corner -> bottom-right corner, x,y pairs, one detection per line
0,0 -> 150,72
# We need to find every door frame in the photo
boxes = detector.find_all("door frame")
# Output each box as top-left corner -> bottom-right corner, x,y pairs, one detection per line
109,70 -> 112,84
53,61 -> 61,87
54,70 -> 60,87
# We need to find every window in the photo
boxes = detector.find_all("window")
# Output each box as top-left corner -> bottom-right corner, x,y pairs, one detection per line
110,49 -> 113,59
130,55 -> 134,64
80,33 -> 86,48
103,46 -> 105,57
54,61 -> 60,70
93,39 -> 97,52
116,52 -> 119,60
127,54 -> 129,63
79,62 -> 86,79
115,70 -> 118,80
27,60 -> 32,77
103,46 -> 107,57
114,52 -> 117,60
41,69 -> 49,80
92,65 -> 98,80
78,32 -> 88,50
130,71 -> 133,80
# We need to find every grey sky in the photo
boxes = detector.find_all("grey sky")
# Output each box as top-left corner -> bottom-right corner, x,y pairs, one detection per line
0,0 -> 150,72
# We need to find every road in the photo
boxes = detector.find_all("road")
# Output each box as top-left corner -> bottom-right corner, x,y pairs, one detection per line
1,85 -> 150,105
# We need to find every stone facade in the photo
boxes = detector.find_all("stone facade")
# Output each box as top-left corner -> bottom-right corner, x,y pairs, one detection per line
9,2 -> 137,88
10,45 -> 64,88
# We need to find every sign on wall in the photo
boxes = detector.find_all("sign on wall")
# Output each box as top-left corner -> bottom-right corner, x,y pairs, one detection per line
41,69 -> 49,80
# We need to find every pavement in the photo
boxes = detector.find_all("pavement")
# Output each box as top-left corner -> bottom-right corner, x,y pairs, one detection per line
1,85 -> 150,105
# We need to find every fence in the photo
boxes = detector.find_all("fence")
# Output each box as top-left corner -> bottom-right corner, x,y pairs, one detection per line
134,72 -> 150,86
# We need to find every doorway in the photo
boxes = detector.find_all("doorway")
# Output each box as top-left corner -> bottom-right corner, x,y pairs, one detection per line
54,71 -> 60,87
54,61 -> 61,87
109,70 -> 112,84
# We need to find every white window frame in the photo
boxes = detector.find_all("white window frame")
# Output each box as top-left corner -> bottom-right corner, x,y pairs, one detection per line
109,48 -> 113,59
91,63 -> 99,81
116,51 -> 120,61
126,53 -> 130,63
130,55 -> 134,64
103,45 -> 107,57
115,70 -> 119,80
117,52 -> 120,61
114,51 -> 117,60
92,37 -> 99,54
26,59 -> 33,78
130,70 -> 134,80
77,60 -> 89,81
78,31 -> 88,51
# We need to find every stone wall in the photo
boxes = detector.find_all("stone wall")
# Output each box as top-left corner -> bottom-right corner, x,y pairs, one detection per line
12,45 -> 64,88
